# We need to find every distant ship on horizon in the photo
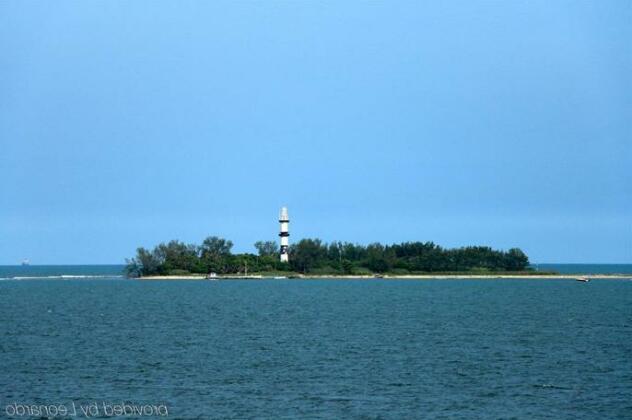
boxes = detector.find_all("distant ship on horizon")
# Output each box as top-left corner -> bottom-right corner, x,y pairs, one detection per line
21,259 -> 30,266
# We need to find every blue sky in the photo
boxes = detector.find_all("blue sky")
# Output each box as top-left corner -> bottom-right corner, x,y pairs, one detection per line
1,1 -> 630,264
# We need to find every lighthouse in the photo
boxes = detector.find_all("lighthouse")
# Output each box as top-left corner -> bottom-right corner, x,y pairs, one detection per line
279,206 -> 290,262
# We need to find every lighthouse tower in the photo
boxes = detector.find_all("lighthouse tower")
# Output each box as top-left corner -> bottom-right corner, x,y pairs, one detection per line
279,206 -> 290,262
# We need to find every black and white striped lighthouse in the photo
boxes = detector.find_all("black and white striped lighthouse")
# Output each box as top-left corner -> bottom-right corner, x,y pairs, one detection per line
279,207 -> 290,262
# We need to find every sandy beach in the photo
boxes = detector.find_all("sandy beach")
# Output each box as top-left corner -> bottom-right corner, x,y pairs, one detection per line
138,274 -> 632,280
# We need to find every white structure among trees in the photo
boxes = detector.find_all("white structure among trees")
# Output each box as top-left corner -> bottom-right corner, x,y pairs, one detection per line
279,207 -> 290,262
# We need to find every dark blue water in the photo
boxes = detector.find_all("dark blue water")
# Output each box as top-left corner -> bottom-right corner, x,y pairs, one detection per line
533,264 -> 632,274
1,278 -> 631,419
0,265 -> 125,279
2,264 -> 631,280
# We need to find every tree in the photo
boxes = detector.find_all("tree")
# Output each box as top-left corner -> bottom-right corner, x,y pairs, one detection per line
125,246 -> 162,277
341,259 -> 354,274
154,240 -> 198,273
199,236 -> 233,273
289,238 -> 327,273
200,236 -> 233,257
366,243 -> 390,273
254,240 -> 278,257
124,258 -> 142,277
505,248 -> 529,271
124,236 -> 533,277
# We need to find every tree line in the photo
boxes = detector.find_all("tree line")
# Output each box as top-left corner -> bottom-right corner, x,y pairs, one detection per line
125,236 -> 530,277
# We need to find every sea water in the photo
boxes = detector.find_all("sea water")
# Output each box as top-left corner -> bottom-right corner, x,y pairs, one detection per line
533,264 -> 632,274
2,264 -> 631,280
0,265 -> 125,280
0,271 -> 631,418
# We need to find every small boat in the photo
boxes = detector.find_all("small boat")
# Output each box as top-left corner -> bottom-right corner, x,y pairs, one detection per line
206,272 -> 218,281
21,259 -> 30,266
576,276 -> 590,282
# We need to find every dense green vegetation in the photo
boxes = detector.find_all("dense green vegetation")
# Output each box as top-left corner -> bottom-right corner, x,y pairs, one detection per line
125,236 -> 531,277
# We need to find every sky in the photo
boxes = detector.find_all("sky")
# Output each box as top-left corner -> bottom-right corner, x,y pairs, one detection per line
0,1 -> 630,264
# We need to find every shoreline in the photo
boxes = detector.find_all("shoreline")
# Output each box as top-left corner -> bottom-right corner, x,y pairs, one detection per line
138,274 -> 632,280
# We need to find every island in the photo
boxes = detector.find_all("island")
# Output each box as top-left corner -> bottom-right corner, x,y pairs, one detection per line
125,236 -> 552,279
